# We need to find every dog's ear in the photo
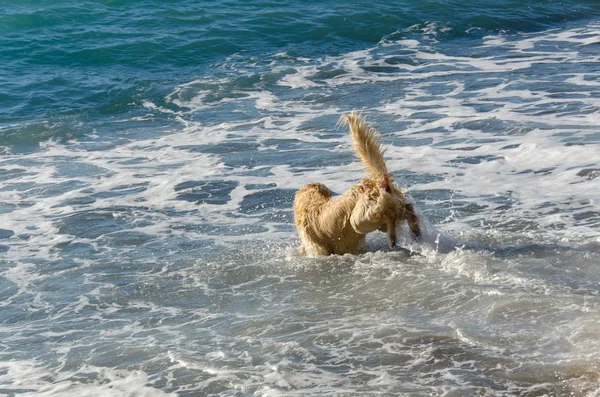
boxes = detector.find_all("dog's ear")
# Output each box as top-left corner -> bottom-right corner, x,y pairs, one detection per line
404,203 -> 421,238
376,210 -> 397,248
379,175 -> 393,194
382,181 -> 392,194
385,219 -> 396,248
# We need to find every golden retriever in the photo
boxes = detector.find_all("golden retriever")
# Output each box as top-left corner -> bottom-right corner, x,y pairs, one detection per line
293,112 -> 421,255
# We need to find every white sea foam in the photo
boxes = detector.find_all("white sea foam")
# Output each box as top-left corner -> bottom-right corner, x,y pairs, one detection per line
0,360 -> 175,397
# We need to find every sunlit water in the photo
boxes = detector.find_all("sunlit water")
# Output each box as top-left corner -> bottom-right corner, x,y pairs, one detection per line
1,1 -> 600,396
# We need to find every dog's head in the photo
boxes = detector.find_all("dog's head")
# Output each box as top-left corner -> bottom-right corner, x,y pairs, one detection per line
374,180 -> 421,249
377,182 -> 404,249
349,180 -> 399,248
350,178 -> 421,249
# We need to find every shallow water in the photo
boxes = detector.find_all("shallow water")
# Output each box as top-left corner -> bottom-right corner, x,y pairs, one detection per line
1,1 -> 600,396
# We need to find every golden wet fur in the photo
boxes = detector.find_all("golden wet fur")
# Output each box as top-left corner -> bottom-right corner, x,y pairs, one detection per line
293,112 -> 421,255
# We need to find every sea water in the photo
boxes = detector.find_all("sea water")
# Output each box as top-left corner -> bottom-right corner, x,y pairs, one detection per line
1,1 -> 600,395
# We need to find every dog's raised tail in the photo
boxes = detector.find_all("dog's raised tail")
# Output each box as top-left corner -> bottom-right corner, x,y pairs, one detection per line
340,112 -> 391,187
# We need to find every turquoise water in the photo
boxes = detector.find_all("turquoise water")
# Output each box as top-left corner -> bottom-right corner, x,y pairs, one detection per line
1,1 -> 600,395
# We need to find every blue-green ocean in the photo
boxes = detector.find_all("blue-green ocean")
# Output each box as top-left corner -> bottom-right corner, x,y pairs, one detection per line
2,1 -> 600,395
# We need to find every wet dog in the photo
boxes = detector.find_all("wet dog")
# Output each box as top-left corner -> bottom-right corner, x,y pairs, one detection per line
293,112 -> 421,255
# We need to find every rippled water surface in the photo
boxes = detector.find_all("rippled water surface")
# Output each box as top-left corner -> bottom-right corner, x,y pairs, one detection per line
1,1 -> 600,395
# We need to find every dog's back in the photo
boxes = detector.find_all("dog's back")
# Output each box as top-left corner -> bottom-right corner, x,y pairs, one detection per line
293,183 -> 368,255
